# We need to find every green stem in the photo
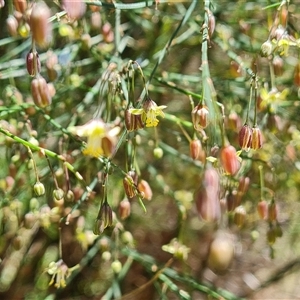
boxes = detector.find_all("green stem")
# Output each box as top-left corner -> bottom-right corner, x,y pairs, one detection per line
0,126 -> 65,161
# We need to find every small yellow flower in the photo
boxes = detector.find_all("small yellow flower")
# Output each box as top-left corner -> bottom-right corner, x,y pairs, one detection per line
129,98 -> 167,127
259,87 -> 289,112
46,260 -> 79,289
69,119 -> 120,158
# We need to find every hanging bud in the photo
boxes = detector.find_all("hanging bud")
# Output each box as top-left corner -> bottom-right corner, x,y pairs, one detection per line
111,260 -> 122,274
267,227 -> 276,245
238,124 -> 252,151
233,206 -> 246,228
33,181 -> 45,196
251,127 -> 263,150
191,104 -> 209,130
260,40 -> 273,57
63,0 -> 86,21
208,231 -> 234,273
153,147 -> 163,159
194,167 -> 221,222
13,0 -> 27,13
257,200 -> 268,220
190,139 -> 202,160
125,109 -> 144,132
93,202 -> 113,235
123,174 -> 136,199
26,49 -> 41,77
30,1 -> 52,48
53,188 -> 64,201
6,15 -> 18,37
118,199 -> 131,220
137,179 -> 153,201
31,76 -> 52,107
226,191 -> 239,212
220,145 -> 240,176
272,56 -> 284,76
268,202 -> 278,222
294,63 -> 300,87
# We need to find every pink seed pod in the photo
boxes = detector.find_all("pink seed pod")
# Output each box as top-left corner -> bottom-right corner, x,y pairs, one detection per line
63,0 -> 86,21
220,145 -> 240,176
191,104 -> 209,130
238,124 -> 252,151
31,76 -> 52,107
30,1 -> 52,48
26,49 -> 41,76
138,180 -> 153,201
194,168 -> 221,222
251,127 -> 263,150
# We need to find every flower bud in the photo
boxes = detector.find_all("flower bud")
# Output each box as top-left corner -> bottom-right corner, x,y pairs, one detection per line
268,202 -> 278,222
191,104 -> 209,130
63,0 -> 86,21
6,15 -> 18,37
294,63 -> 300,87
31,76 -> 52,107
237,176 -> 250,196
91,12 -> 102,30
93,202 -> 113,235
251,127 -> 263,150
0,0 -> 5,8
53,188 -> 64,201
30,2 -> 52,48
220,145 -> 240,176
267,227 -> 276,245
208,232 -> 234,273
26,49 -> 41,77
194,168 -> 221,222
272,56 -> 284,76
118,199 -> 131,220
257,200 -> 268,220
13,0 -> 27,13
123,174 -> 136,199
260,40 -> 273,57
233,206 -> 246,228
226,191 -> 239,212
66,190 -> 74,202
190,139 -> 202,160
274,223 -> 283,237
111,260 -> 122,274
238,124 -> 252,151
125,109 -> 144,132
138,179 -> 153,201
153,147 -> 163,159
33,181 -> 45,196
102,22 -> 114,43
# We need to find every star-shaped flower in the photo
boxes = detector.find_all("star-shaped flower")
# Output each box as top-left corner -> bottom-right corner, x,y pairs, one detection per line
129,98 -> 167,128
69,119 -> 120,158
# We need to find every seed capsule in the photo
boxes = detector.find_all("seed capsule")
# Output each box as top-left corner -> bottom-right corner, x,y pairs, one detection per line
191,104 -> 209,130
26,49 -> 41,76
30,2 -> 52,48
137,179 -> 153,201
238,124 -> 252,151
118,199 -> 131,220
220,145 -> 240,176
260,40 -> 273,57
251,127 -> 263,150
257,200 -> 268,220
33,181 -> 45,196
31,76 -> 52,107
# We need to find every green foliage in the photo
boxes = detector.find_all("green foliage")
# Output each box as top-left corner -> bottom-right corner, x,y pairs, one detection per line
1,0 -> 300,299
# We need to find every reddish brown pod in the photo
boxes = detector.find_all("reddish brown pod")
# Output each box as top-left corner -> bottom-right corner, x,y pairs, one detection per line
238,124 -> 252,151
63,0 -> 86,21
220,145 -> 240,175
30,1 -> 52,48
31,76 -> 52,107
194,167 -> 221,222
